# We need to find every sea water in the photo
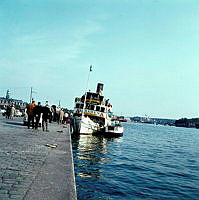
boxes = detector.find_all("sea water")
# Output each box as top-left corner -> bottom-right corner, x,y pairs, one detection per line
72,123 -> 199,200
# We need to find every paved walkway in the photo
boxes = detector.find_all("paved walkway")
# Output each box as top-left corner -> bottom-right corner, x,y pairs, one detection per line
0,116 -> 77,200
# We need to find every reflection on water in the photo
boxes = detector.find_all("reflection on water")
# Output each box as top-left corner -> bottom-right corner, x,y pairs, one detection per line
72,134 -> 122,179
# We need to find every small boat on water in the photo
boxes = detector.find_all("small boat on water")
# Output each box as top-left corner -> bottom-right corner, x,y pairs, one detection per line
71,82 -> 124,137
94,120 -> 124,137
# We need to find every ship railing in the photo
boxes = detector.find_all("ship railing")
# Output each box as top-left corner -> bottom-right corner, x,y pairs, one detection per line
75,97 -> 107,104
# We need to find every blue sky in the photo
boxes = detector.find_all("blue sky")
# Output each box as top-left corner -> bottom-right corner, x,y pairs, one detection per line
0,0 -> 199,119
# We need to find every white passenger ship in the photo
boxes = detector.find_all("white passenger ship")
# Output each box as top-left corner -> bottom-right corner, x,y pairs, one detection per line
71,83 -> 123,137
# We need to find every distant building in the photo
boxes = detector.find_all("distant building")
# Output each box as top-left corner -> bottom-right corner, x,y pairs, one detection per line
130,116 -> 175,126
0,97 -> 27,109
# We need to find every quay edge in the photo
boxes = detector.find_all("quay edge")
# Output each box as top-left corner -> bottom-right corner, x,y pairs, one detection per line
23,124 -> 77,200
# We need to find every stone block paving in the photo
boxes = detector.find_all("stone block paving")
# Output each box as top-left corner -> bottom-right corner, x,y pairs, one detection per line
0,116 -> 66,200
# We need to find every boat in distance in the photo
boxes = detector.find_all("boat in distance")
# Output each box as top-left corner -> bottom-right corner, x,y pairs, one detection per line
71,83 -> 124,137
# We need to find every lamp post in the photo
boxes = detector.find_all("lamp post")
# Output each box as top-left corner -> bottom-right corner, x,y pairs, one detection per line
29,87 -> 36,103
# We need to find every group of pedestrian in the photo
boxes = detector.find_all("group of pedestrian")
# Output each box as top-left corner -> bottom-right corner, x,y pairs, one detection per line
2,100 -> 71,133
58,109 -> 70,125
26,101 -> 70,131
5,104 -> 16,119
27,101 -> 50,131
49,106 -> 70,124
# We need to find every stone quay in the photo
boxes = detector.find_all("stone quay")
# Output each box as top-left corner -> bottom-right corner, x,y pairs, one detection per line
0,116 -> 77,200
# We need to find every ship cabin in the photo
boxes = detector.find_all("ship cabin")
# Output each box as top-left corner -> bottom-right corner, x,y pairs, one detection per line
80,92 -> 104,104
74,92 -> 112,120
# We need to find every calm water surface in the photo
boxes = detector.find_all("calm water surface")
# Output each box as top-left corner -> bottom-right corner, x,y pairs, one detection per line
72,123 -> 199,200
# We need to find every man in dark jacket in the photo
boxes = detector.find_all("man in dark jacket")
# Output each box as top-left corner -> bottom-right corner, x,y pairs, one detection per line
42,104 -> 50,131
33,102 -> 42,130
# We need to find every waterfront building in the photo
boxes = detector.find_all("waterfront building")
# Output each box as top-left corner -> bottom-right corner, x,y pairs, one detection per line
0,97 -> 27,109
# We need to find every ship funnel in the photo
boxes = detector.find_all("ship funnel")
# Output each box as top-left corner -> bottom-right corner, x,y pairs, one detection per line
96,83 -> 104,96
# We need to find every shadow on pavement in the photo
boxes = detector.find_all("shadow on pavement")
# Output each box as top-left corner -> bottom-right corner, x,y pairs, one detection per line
5,121 -> 24,126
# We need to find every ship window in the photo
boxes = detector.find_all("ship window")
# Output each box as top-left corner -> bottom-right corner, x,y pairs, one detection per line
101,107 -> 105,112
100,96 -> 104,102
76,104 -> 80,108
87,93 -> 92,99
96,106 -> 100,111
108,126 -> 114,130
90,105 -> 94,110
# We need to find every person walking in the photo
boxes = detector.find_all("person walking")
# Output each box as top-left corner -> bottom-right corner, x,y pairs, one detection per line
67,112 -> 71,123
33,102 -> 42,130
10,105 -> 15,119
42,103 -> 50,131
6,105 -> 11,119
59,109 -> 64,124
27,100 -> 35,129
63,111 -> 68,125
48,106 -> 54,123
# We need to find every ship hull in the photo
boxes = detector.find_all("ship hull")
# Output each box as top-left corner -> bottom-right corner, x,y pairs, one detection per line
71,116 -> 124,137
72,116 -> 99,135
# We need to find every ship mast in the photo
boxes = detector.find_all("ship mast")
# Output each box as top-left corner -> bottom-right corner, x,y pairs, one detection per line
82,65 -> 92,117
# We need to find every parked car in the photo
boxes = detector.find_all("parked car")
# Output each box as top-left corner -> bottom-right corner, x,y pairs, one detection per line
0,109 -> 6,115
